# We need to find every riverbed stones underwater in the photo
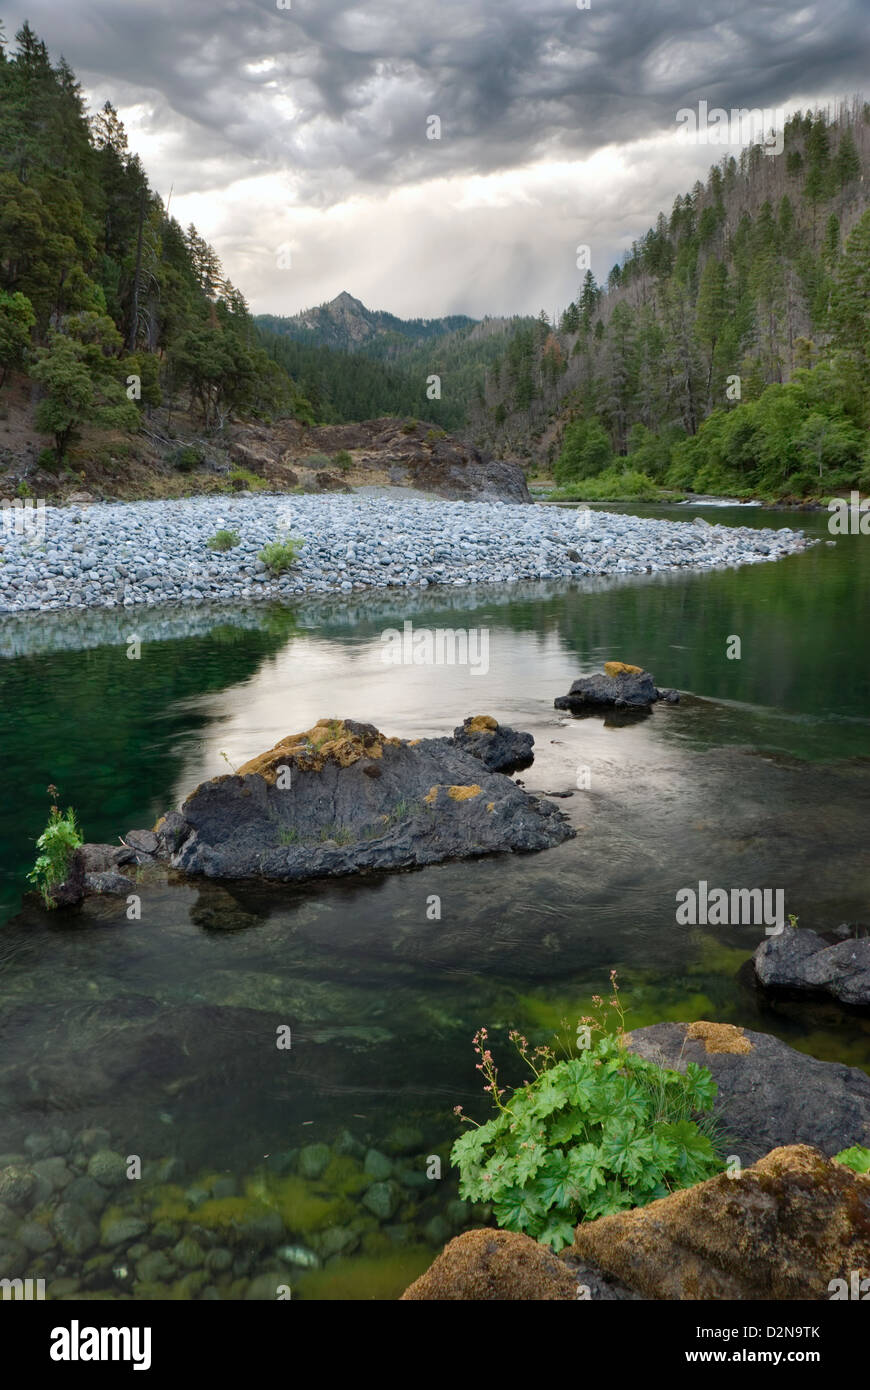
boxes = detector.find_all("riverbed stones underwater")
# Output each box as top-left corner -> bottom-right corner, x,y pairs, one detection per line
0,494 -> 815,613
0,1124 -> 476,1300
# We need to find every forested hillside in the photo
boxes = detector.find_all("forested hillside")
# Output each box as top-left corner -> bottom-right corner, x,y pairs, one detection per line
3,18 -> 868,503
0,21 -> 312,474
472,100 -> 870,500
257,301 -> 533,431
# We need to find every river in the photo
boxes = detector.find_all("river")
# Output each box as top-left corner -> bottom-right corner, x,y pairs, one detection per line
1,502 -> 868,1298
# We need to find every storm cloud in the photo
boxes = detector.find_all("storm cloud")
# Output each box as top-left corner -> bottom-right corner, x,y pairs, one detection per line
12,0 -> 870,316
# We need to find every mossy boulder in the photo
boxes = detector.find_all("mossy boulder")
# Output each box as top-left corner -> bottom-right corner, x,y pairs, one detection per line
401,1229 -> 578,1300
168,718 -> 573,883
0,1164 -> 35,1206
87,1150 -> 128,1188
570,1144 -> 870,1300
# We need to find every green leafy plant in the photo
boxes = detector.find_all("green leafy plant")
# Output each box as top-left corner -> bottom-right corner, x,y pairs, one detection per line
171,444 -> 204,473
258,536 -> 304,575
833,1145 -> 870,1174
228,465 -> 266,491
451,975 -> 724,1250
26,786 -> 83,908
333,449 -> 353,471
207,528 -> 241,552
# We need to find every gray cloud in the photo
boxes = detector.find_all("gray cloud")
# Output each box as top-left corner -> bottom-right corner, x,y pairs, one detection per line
9,0 -> 870,314
17,0 -> 870,193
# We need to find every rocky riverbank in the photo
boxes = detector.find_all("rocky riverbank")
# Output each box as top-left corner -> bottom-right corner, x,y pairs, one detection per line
0,494 -> 815,614
402,1022 -> 870,1301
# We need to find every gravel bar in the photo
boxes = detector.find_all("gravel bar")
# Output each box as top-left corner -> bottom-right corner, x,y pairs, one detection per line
0,493 -> 815,614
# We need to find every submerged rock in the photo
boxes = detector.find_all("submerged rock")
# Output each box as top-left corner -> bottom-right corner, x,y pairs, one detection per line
168,717 -> 573,883
626,1020 -> 870,1162
401,1229 -> 579,1300
754,925 -> 870,1008
84,870 -> 135,897
571,1144 -> 870,1300
554,663 -> 679,712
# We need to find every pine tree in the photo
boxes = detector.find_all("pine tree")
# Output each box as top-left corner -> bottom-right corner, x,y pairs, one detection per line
833,128 -> 860,189
829,209 -> 870,367
695,257 -> 729,407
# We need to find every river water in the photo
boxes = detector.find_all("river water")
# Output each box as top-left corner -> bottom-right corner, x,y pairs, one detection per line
0,503 -> 868,1298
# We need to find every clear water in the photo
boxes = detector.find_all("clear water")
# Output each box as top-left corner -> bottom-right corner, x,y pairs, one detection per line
1,504 -> 869,1297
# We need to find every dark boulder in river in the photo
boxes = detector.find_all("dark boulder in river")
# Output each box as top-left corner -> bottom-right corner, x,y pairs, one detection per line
450,714 -> 534,773
164,717 -> 574,883
626,1020 -> 870,1161
754,925 -> 870,1009
554,661 -> 679,713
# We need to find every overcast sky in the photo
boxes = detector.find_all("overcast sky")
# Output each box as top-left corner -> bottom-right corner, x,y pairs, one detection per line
11,0 -> 870,319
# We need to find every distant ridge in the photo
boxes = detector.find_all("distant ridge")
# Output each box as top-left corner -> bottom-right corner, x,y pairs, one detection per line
255,293 -> 477,354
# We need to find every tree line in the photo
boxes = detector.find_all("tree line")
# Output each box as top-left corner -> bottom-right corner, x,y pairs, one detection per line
0,22 -> 313,466
471,101 -> 870,499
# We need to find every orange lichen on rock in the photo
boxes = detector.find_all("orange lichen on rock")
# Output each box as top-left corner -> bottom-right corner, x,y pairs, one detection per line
686,1020 -> 754,1054
425,783 -> 483,804
604,661 -> 644,677
464,715 -> 499,733
232,720 -> 401,784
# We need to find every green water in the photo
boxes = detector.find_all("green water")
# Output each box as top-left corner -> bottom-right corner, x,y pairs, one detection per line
1,504 -> 869,1298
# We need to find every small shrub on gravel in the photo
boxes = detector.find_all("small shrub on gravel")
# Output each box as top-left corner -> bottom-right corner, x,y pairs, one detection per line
228,466 -> 267,492
207,529 -> 241,552
258,536 -> 304,574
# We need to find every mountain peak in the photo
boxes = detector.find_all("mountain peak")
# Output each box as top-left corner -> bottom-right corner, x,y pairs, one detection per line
329,291 -> 366,311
